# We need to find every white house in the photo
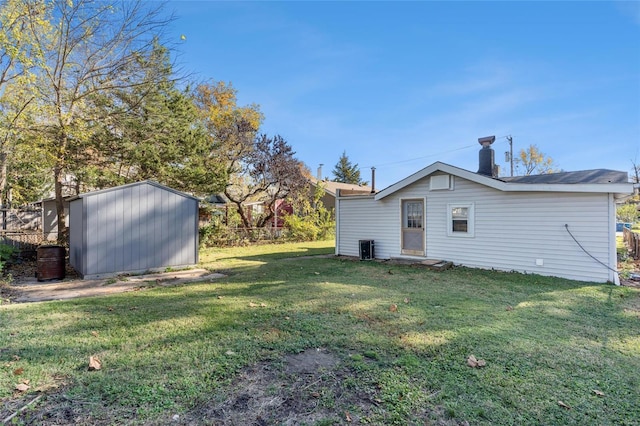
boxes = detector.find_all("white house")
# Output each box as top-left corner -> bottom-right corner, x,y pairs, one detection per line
335,136 -> 634,284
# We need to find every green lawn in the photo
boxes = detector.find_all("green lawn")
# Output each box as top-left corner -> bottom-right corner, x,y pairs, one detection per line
1,240 -> 639,425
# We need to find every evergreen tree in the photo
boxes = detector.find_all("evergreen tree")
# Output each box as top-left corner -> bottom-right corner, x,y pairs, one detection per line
332,151 -> 365,184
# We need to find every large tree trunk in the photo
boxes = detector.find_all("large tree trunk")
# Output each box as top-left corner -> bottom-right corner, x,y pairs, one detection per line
54,163 -> 67,244
0,151 -> 7,208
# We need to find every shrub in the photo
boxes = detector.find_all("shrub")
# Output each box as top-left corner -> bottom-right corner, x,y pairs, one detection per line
0,243 -> 16,274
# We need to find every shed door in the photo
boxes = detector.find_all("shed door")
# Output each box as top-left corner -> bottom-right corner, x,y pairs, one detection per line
401,199 -> 425,256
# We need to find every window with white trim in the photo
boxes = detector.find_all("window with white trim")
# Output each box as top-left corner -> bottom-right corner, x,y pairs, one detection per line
447,203 -> 474,237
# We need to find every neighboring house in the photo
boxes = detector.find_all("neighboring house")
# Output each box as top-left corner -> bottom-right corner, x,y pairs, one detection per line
199,194 -> 228,225
308,177 -> 373,210
335,136 -> 634,284
69,181 -> 199,279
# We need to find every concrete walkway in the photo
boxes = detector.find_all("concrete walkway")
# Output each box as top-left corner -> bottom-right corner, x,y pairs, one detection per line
9,269 -> 225,303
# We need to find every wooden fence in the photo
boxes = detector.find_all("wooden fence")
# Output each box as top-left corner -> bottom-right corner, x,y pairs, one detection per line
623,227 -> 640,260
0,230 -> 43,258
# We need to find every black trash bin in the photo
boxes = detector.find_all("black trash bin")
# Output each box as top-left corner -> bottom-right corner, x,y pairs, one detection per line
37,245 -> 66,281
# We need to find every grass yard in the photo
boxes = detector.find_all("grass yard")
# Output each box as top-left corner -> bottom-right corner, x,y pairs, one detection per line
1,240 -> 639,425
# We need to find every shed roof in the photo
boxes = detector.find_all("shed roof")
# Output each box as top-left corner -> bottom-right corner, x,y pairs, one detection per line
374,162 -> 634,201
68,180 -> 199,202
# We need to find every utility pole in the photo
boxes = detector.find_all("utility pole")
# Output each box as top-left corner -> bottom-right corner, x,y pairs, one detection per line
506,136 -> 514,177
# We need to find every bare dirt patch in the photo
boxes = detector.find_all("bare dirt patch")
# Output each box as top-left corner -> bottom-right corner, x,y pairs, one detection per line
1,349 -> 387,425
181,348 -> 381,425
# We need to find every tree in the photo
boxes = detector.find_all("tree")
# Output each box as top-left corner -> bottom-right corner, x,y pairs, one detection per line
0,0 -> 50,207
224,134 -> 307,229
77,43 -> 220,196
630,159 -> 639,184
617,203 -> 638,224
514,144 -> 558,176
26,0 -> 173,241
332,151 -> 366,184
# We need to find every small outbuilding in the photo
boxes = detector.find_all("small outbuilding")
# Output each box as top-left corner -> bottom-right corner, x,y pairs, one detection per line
69,181 -> 199,279
335,137 -> 635,284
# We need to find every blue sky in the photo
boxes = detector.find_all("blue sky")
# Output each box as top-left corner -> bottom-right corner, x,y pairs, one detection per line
167,1 -> 640,189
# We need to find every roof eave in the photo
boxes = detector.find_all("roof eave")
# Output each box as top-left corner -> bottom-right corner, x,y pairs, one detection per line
374,162 -> 635,200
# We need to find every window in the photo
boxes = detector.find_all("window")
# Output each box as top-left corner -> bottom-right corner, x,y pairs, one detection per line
404,201 -> 423,229
447,203 -> 474,237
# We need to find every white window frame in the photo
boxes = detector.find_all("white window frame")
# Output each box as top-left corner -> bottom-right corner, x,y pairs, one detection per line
447,202 -> 475,237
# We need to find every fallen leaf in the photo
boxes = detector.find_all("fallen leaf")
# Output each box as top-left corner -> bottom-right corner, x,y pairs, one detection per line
389,304 -> 398,312
217,295 -> 224,299
285,316 -> 290,320
558,400 -> 571,410
345,411 -> 352,422
467,355 -> 478,368
88,356 -> 102,371
404,298 -> 410,304
506,306 -> 514,311
592,389 -> 605,397
91,331 -> 99,337
14,383 -> 29,392
311,392 -> 320,398
12,355 -> 20,361
225,350 -> 236,356
13,367 -> 23,376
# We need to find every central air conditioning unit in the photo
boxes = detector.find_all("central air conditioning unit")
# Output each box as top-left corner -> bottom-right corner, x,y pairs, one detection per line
359,240 -> 375,260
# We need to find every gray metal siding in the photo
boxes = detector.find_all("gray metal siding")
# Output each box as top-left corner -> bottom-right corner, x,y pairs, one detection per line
72,182 -> 198,278
69,199 -> 85,275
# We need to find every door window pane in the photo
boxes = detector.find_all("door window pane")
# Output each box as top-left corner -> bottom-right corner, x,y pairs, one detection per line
404,201 -> 423,229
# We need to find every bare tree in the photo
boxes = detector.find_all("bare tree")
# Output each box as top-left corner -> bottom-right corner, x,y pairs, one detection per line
631,159 -> 639,184
224,134 -> 307,229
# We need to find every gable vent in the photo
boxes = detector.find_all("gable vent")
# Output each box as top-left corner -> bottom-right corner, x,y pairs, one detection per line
430,175 -> 452,190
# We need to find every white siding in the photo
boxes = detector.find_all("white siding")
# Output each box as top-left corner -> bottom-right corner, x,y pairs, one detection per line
337,196 -> 400,259
338,175 -> 616,283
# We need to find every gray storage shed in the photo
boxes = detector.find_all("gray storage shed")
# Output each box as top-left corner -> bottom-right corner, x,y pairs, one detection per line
69,181 -> 199,279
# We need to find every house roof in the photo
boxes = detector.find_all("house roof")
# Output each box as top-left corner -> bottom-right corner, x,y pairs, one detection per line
68,180 -> 200,202
500,169 -> 629,184
202,193 -> 228,204
309,177 -> 373,196
374,162 -> 634,201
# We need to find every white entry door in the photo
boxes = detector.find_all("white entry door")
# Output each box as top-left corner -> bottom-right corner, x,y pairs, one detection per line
401,199 -> 424,256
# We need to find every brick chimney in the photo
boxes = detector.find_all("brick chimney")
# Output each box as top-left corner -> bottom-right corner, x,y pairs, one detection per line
477,136 -> 497,177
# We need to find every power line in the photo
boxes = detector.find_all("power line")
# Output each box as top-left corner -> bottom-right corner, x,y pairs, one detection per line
367,143 -> 476,169
367,135 -> 514,170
